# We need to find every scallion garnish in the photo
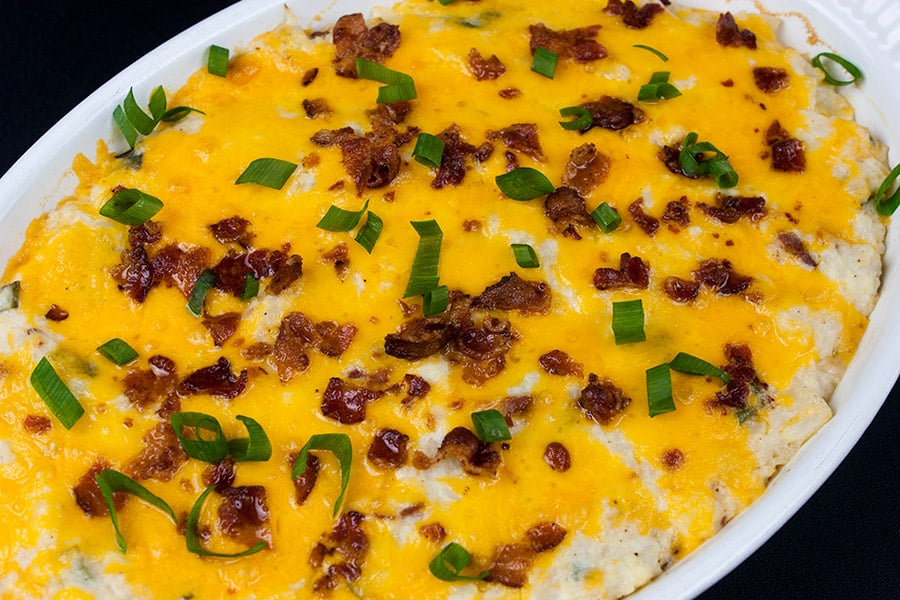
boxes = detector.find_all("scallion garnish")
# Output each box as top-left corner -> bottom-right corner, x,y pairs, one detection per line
187,269 -> 217,317
632,44 -> 669,62
170,412 -> 229,463
114,86 -> 202,150
531,46 -> 558,79
226,415 -> 273,462
113,106 -> 138,149
511,244 -> 540,268
429,542 -> 489,582
678,132 -> 739,189
591,202 -> 622,233
317,200 -> 370,232
646,363 -> 676,417
637,71 -> 682,102
355,211 -> 383,254
96,338 -> 138,366
159,106 -> 204,123
208,45 -> 230,77
354,58 -> 417,103
873,163 -> 900,216
29,357 -> 84,429
235,158 -> 298,190
558,106 -> 592,131
241,274 -> 259,301
495,167 -> 555,201
0,281 -> 20,312
292,433 -> 352,517
412,133 -> 445,168
99,188 -> 163,226
423,285 -> 449,317
403,220 -> 443,298
185,486 -> 267,558
95,469 -> 177,553
471,409 -> 511,442
611,299 -> 646,345
669,352 -> 731,383
811,52 -> 863,86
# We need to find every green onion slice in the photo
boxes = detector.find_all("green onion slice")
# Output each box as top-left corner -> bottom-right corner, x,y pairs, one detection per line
403,220 -> 443,298
159,106 -> 204,123
187,269 -> 217,317
413,132 -> 445,168
429,542 -> 489,582
99,188 -> 163,226
678,132 -> 739,189
96,338 -> 138,366
873,163 -> 900,216
317,200 -> 370,232
185,486 -> 267,558
632,44 -> 669,62
241,274 -> 259,302
208,45 -> 230,77
95,468 -> 177,553
355,211 -> 383,254
637,71 -> 682,102
355,58 -> 417,103
511,243 -> 540,268
531,46 -> 558,79
591,202 -> 622,233
227,415 -> 273,462
292,433 -> 352,517
29,357 -> 84,429
646,363 -> 676,417
422,285 -> 449,317
235,158 -> 298,190
811,52 -> 863,86
113,105 -> 138,149
123,87 -> 159,136
471,409 -> 511,442
558,106 -> 592,131
170,411 -> 229,463
495,167 -> 555,201
0,281 -> 20,312
611,299 -> 646,345
669,352 -> 731,383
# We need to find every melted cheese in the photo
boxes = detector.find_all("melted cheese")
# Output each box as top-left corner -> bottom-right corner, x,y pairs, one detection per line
0,1 -> 887,598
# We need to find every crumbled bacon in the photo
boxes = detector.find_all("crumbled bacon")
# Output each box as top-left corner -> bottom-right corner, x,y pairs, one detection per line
321,377 -> 384,424
178,357 -> 248,399
23,414 -> 51,434
401,373 -> 431,406
753,67 -> 789,93
322,242 -> 350,281
578,374 -> 631,425
581,96 -> 645,131
150,244 -> 212,298
123,355 -> 178,410
310,511 -> 369,592
427,426 -> 501,476
367,428 -> 409,469
211,249 -> 293,297
303,98 -> 332,119
472,272 -> 552,314
217,485 -> 271,548
419,522 -> 447,543
697,193 -> 766,223
538,350 -> 583,377
433,124 -> 480,189
562,143 -> 610,196
112,228 -> 156,302
302,67 -> 319,86
766,121 -> 806,173
628,199 -> 660,236
604,0 -> 665,29
202,456 -> 236,491
487,123 -> 544,162
126,422 -> 188,482
593,252 -> 650,290
448,317 -> 519,386
661,448 -> 685,470
544,186 -> 595,239
662,196 -> 691,229
332,13 -> 401,78
209,216 -> 254,247
716,12 -> 756,49
315,321 -> 358,357
74,460 -> 125,517
202,312 -> 241,346
778,232 -> 817,267
291,451 -> 320,504
663,276 -> 701,303
502,395 -> 534,420
487,544 -> 535,588
45,304 -> 69,321
528,23 -> 607,63
543,442 -> 572,472
272,312 -> 357,382
267,254 -> 304,295
658,143 -> 691,177
498,87 -> 522,99
692,259 -> 752,295
526,522 -> 567,552
467,48 -> 506,80
709,343 -> 772,411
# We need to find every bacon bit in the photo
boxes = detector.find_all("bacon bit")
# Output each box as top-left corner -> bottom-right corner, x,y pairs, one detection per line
693,259 -> 752,296
123,355 -> 178,411
472,272 -> 552,314
543,442 -> 572,472
332,13 -> 401,78
593,252 -> 650,290
310,511 -> 370,592
661,448 -> 685,470
462,219 -> 482,232
562,143 -> 610,196
528,23 -> 607,63
128,220 -> 162,246
211,249 -> 292,297
467,48 -> 506,80
433,124 -> 480,189
322,242 -> 351,281
384,313 -> 457,361
698,193 -> 766,224
663,276 -> 701,303
721,78 -> 735,87
202,456 -> 236,491
474,142 -> 494,163
538,349 -> 584,377
301,67 -> 319,86
581,96 -> 645,131
178,357 -> 248,399
315,321 -> 358,357
217,485 -> 271,548
499,87 -> 522,99
766,121 -> 806,173
402,373 -> 431,406
487,543 -> 535,588
303,98 -> 332,119
658,143 -> 692,177
321,377 -> 384,424
241,342 -> 273,360
578,374 -> 631,425
112,229 -> 156,302
367,428 -> 409,469
74,460 -> 125,517
487,123 -> 544,162
504,151 -> 519,172
716,12 -> 757,49
267,254 -> 304,295
502,395 -> 534,421
544,186 -> 594,240
753,67 -> 789,93
273,313 -> 315,382
202,312 -> 241,347
662,196 -> 691,230
430,426 -> 501,477
125,422 -> 188,482
778,232 -> 818,267
45,304 -> 69,321
150,244 -> 211,299
302,153 -> 321,169
628,199 -> 660,236
418,522 -> 447,543
209,216 -> 254,247
526,522 -> 568,552
23,414 -> 52,434
604,0 -> 665,29
291,451 -> 320,504
709,343 -> 772,411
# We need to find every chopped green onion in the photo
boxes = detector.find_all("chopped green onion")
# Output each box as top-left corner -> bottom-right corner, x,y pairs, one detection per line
637,71 -> 682,102
495,167 -> 555,201
873,163 -> 900,216
317,200 -> 370,232
678,132 -> 739,189
591,202 -> 622,233
159,106 -> 204,123
429,542 -> 489,582
511,244 -> 540,268
531,46 -> 558,79
99,188 -> 163,226
811,52 -> 863,86
113,105 -> 138,149
114,86 -> 201,150
241,274 -> 259,301
0,281 -> 20,312
413,133 -> 445,168
355,58 -> 417,103
187,269 -> 217,317
123,87 -> 159,136
96,338 -> 138,366
558,106 -> 592,131
95,469 -> 177,553
669,352 -> 731,383
235,158 -> 298,190
611,299 -> 646,345
736,406 -> 757,423
292,433 -> 352,517
423,285 -> 449,317
632,44 -> 669,62
185,486 -> 267,558
438,0 -> 455,4
29,357 -> 84,429
170,411 -> 229,463
646,363 -> 676,417
403,220 -> 443,298
208,45 -> 230,77
471,409 -> 511,442
355,211 -> 383,254
227,415 -> 273,462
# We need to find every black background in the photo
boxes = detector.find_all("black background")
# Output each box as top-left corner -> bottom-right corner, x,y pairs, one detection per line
0,2 -> 897,597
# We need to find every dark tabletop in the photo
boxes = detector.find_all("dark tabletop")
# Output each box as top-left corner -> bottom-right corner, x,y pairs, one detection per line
0,1 -> 897,597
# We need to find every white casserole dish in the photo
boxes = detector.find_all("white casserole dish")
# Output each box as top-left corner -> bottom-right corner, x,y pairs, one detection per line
0,0 -> 897,597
